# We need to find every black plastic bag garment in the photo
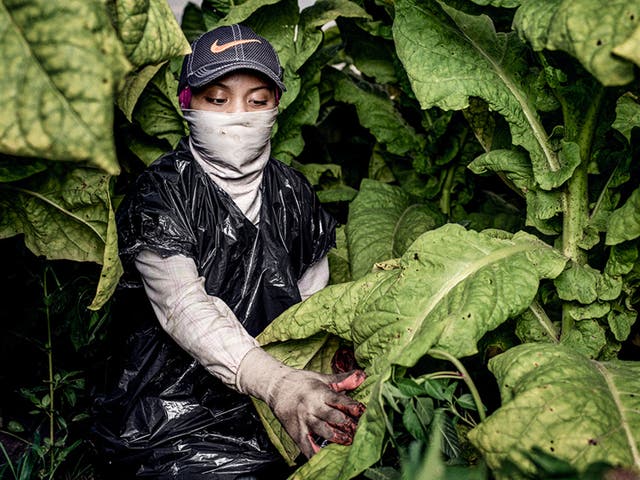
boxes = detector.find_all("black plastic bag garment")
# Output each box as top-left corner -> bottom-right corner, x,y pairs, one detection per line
93,315 -> 285,478
92,140 -> 336,478
116,139 -> 335,335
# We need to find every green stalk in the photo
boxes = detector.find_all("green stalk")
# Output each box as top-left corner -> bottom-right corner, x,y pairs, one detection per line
0,441 -> 18,478
439,165 -> 455,217
427,349 -> 486,422
439,128 -> 469,217
557,84 -> 604,337
43,269 -> 55,472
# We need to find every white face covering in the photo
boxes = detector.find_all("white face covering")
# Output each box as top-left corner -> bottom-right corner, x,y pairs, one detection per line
183,107 -> 278,224
183,107 -> 277,177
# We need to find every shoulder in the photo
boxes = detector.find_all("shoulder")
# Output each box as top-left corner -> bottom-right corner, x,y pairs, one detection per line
265,158 -> 314,192
145,140 -> 194,175
134,140 -> 196,188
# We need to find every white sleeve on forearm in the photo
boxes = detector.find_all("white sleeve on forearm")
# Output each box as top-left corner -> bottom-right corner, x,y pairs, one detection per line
134,249 -> 259,388
297,256 -> 330,301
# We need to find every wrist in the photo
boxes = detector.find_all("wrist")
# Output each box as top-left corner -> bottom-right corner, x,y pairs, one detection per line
235,347 -> 292,401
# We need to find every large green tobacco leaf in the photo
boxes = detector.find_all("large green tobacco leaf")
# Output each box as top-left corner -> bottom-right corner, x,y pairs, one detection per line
0,0 -> 130,175
328,226 -> 351,284
113,0 -> 190,68
606,187 -> 640,245
258,224 -> 567,478
612,95 -> 640,143
469,150 -> 535,193
513,0 -> 640,87
289,0 -> 370,72
392,0 -> 579,191
338,18 -> 398,85
262,223 -> 567,375
0,168 -> 122,310
293,162 -> 357,204
132,64 -> 186,155
273,86 -> 321,163
208,0 -> 282,26
469,150 -> 563,233
116,63 -> 164,122
346,179 -> 444,280
468,343 -> 640,478
328,68 -> 426,159
288,444 -> 350,479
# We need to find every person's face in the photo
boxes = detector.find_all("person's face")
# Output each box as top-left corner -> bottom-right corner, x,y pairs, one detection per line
190,70 -> 277,113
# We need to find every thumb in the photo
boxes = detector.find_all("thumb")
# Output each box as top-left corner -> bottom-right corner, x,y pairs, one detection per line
328,369 -> 366,392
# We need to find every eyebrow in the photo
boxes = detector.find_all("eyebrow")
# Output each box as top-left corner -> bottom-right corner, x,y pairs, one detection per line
207,81 -> 272,93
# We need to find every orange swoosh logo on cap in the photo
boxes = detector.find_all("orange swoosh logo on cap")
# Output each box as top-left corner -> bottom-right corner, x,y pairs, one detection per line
210,39 -> 261,53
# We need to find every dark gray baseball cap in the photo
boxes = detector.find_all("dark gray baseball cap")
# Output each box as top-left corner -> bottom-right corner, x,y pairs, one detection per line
179,24 -> 286,93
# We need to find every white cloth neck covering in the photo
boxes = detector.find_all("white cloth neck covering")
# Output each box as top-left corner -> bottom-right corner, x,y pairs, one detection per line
183,108 -> 278,224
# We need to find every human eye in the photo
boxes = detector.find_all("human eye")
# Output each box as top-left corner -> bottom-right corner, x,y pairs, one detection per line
248,94 -> 273,108
205,96 -> 227,105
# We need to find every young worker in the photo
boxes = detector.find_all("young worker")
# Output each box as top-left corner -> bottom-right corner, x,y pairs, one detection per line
94,24 -> 365,478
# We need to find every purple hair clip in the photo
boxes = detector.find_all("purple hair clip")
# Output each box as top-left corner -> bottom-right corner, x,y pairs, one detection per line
179,86 -> 192,109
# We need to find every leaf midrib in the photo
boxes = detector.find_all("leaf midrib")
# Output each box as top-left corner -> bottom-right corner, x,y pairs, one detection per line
593,361 -> 640,468
408,0 -> 560,174
393,240 -> 533,361
2,1 -> 101,150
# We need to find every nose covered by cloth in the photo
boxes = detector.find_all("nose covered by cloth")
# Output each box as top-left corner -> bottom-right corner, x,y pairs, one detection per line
183,107 -> 277,224
183,108 -> 277,177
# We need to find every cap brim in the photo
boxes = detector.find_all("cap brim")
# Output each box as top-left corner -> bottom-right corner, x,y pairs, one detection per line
188,61 -> 286,92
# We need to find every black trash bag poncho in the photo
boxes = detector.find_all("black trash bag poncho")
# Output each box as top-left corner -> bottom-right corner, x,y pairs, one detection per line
92,139 -> 336,478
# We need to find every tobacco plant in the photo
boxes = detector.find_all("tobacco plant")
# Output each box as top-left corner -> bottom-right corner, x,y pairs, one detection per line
0,255 -> 107,479
1,0 -> 639,479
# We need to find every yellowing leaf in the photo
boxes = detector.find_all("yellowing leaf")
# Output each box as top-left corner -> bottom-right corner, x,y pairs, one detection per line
258,224 -> 568,478
114,0 -> 191,67
469,343 -> 640,478
0,0 -> 130,174
0,167 -> 121,310
514,0 -> 640,86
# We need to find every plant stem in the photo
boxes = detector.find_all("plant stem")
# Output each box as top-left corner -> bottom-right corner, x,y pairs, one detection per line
0,442 -> 18,478
558,83 -> 605,336
427,349 -> 486,422
422,372 -> 463,381
560,88 -> 603,264
43,269 -> 55,470
440,165 -> 455,217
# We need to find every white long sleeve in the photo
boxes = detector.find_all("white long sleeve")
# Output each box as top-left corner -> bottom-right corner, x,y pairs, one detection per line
134,250 -> 330,388
297,256 -> 329,300
135,250 -> 259,388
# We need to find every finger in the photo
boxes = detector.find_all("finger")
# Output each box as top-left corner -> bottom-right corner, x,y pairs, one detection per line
295,425 -> 316,459
313,397 -> 355,426
327,428 -> 355,446
306,433 -> 323,456
309,420 -> 356,447
326,399 -> 366,419
329,369 -> 366,392
309,410 -> 358,440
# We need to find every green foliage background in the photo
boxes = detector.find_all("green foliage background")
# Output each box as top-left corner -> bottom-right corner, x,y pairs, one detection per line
1,0 -> 640,478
